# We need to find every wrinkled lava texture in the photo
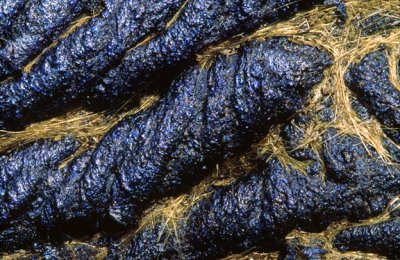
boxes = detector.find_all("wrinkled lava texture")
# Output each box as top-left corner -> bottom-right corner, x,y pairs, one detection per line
0,0 -> 26,40
355,12 -> 400,36
346,49 -> 400,144
1,0 -> 400,259
334,218 -> 400,259
0,0 -> 338,130
107,128 -> 400,259
0,0 -> 186,129
0,0 -> 103,80
0,38 -> 330,252
280,238 -> 328,259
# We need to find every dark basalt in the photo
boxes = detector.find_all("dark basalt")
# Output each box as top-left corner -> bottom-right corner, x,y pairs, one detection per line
27,235 -> 117,260
0,0 -> 26,41
279,238 -> 328,260
0,0 -> 103,80
92,0 -> 338,103
0,0 -> 27,77
0,38 -> 330,251
0,0 -> 345,131
355,12 -> 400,36
346,49 -> 400,144
0,137 -> 80,251
334,219 -> 400,259
2,238 -> 113,260
0,0 -> 186,130
111,128 -> 400,259
36,243 -> 101,260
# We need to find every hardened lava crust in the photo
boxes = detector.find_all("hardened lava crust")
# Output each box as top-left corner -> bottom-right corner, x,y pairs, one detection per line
0,0 -> 344,130
0,0 -> 26,40
2,1 -> 400,259
333,218 -> 400,258
0,0 -> 103,80
0,0 -> 187,130
0,38 -> 330,252
346,49 -> 400,144
108,129 -> 400,259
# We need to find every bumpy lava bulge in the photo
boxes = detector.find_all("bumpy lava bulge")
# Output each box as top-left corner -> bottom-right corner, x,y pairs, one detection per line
0,38 -> 330,252
2,0 -> 400,259
0,0 -> 340,130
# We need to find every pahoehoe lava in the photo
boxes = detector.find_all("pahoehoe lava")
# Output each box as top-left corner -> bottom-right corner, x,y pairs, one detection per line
0,0 -> 26,41
7,89 -> 400,259
0,38 -> 330,251
0,0 -> 103,80
107,129 -> 400,259
0,0 -> 186,130
0,0 -> 344,130
333,218 -> 400,258
2,1 -> 400,258
345,48 -> 400,144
